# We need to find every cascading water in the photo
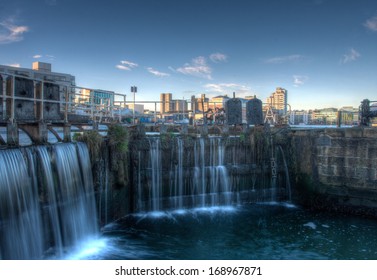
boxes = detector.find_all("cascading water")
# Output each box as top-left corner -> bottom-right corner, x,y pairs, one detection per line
278,145 -> 292,201
208,137 -> 231,206
132,132 -> 292,216
0,149 -> 44,259
53,143 -> 98,252
136,136 -> 264,212
193,137 -> 206,207
0,142 -> 98,260
172,137 -> 184,209
149,137 -> 162,211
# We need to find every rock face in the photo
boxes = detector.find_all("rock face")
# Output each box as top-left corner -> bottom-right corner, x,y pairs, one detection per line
291,127 -> 377,215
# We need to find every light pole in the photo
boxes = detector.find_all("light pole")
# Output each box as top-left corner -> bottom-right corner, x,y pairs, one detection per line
131,86 -> 137,124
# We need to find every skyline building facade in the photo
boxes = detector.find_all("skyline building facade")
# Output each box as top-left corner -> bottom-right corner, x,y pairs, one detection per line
266,87 -> 288,115
160,93 -> 173,114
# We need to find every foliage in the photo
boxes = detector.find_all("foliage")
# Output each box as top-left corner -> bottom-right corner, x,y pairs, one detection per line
107,124 -> 129,188
73,130 -> 103,162
239,132 -> 247,143
108,124 -> 129,153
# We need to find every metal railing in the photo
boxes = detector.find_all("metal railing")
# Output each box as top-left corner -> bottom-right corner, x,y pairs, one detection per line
0,72 -> 129,124
1,71 -> 373,127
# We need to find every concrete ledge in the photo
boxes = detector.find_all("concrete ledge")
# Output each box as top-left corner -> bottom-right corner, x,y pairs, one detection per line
363,128 -> 377,138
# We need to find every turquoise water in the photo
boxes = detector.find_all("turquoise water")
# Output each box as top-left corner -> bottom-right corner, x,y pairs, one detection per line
74,203 -> 377,260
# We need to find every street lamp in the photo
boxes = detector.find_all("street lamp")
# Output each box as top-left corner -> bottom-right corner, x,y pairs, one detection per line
131,86 -> 137,124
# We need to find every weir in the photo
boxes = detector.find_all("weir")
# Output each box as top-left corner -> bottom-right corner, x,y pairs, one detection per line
0,128 -> 292,259
0,143 -> 98,259
128,133 -> 291,214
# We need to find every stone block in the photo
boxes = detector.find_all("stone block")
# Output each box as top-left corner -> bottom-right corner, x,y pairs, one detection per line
345,127 -> 363,138
324,128 -> 345,137
316,134 -> 332,146
363,128 -> 377,138
318,164 -> 336,176
367,147 -> 377,159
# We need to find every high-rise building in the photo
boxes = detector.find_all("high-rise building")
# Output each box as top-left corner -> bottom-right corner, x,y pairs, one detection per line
210,95 -> 229,109
197,94 -> 209,112
160,93 -> 173,113
266,87 -> 288,114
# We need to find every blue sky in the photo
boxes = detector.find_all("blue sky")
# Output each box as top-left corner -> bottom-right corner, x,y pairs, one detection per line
0,0 -> 376,110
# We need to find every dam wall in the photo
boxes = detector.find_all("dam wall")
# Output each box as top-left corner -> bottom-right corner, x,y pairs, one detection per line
290,127 -> 377,215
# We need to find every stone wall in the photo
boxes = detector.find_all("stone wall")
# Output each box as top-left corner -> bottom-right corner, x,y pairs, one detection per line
291,127 -> 377,215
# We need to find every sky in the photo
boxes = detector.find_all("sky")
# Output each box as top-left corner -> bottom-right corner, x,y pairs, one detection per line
0,0 -> 376,110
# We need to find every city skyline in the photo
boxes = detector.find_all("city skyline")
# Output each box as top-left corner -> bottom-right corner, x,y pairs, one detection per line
0,0 -> 376,110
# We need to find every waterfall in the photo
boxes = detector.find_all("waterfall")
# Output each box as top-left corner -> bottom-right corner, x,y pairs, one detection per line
134,134 -> 289,213
193,137 -> 206,207
0,149 -> 44,259
172,137 -> 184,209
54,143 -> 98,250
208,137 -> 231,206
36,146 -> 63,257
148,138 -> 162,211
0,143 -> 98,259
180,137 -> 232,208
278,145 -> 292,201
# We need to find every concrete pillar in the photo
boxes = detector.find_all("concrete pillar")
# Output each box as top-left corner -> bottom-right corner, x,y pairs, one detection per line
181,124 -> 188,135
201,123 -> 208,136
63,123 -> 71,142
1,74 -> 5,120
242,124 -> 249,134
160,123 -> 167,134
137,124 -> 145,136
36,122 -> 48,144
222,124 -> 229,135
337,111 -> 342,128
7,122 -> 18,146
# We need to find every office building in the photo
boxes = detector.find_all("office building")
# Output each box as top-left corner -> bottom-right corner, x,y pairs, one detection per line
266,87 -> 288,114
160,93 -> 173,114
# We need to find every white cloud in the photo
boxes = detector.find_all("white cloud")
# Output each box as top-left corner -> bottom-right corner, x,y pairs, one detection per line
116,60 -> 138,71
32,54 -> 55,60
176,56 -> 212,79
364,15 -> 377,32
265,54 -> 304,64
7,63 -> 21,68
209,53 -> 227,63
0,18 -> 29,44
116,65 -> 131,71
147,67 -> 170,77
341,48 -> 360,64
293,75 -> 309,87
204,83 -> 252,94
120,60 -> 138,68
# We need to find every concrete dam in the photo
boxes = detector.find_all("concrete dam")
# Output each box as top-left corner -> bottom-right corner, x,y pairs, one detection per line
0,124 -> 377,259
